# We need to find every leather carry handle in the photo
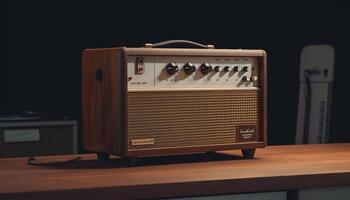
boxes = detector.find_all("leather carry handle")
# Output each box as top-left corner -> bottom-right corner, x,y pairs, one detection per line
145,40 -> 214,49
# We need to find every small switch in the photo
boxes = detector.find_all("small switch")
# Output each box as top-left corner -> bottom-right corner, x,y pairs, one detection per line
214,66 -> 221,72
233,66 -> 240,72
166,63 -> 179,75
251,76 -> 258,81
200,63 -> 212,75
242,66 -> 248,72
135,57 -> 145,74
183,63 -> 196,74
223,66 -> 230,72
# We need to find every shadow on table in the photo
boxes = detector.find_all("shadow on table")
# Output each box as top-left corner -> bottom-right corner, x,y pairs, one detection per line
27,151 -> 248,169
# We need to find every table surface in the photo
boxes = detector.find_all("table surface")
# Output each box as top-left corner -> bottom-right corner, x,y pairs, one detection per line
1,143 -> 350,200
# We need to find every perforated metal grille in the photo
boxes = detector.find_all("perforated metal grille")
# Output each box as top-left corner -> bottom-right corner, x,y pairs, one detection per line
127,90 -> 261,150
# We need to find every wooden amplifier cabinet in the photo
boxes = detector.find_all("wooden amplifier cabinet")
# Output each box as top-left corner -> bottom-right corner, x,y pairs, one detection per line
0,120 -> 78,158
82,45 -> 267,162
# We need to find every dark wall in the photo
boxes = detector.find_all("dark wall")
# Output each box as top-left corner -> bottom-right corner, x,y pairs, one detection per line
1,0 -> 350,145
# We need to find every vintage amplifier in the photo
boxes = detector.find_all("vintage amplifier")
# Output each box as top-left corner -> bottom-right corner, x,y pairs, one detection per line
82,40 -> 267,163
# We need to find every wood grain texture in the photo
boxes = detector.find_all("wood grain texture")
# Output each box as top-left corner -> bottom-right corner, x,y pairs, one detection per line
1,144 -> 350,200
82,49 -> 124,155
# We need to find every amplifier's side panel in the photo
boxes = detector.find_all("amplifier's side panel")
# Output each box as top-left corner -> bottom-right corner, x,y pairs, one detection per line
260,51 -> 268,146
82,48 -> 123,155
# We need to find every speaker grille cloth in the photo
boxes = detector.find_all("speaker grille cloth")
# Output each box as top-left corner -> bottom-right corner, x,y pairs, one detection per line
127,90 -> 261,150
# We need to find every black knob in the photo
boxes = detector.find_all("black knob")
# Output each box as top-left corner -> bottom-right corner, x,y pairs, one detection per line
242,76 -> 248,82
166,63 -> 179,75
200,63 -> 212,75
223,66 -> 230,72
233,66 -> 239,72
183,63 -> 196,74
214,66 -> 221,72
242,66 -> 248,72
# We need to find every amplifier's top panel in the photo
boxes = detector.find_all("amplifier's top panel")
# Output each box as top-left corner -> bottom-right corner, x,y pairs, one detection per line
127,56 -> 259,90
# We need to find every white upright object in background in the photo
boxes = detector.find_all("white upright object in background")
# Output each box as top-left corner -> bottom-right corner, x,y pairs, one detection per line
296,45 -> 335,144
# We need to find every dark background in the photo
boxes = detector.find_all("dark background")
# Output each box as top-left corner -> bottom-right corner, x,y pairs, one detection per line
1,0 -> 350,150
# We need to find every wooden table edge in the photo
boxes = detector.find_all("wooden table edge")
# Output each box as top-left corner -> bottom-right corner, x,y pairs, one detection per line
1,172 -> 350,200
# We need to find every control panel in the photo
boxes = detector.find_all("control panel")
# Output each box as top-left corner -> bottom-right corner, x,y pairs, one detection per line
127,56 -> 259,89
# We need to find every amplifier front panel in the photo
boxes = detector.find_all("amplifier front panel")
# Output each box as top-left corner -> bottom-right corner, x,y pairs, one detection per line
127,89 -> 262,151
127,56 -> 259,89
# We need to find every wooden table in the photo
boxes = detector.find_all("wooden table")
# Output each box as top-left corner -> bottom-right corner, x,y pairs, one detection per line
1,143 -> 350,200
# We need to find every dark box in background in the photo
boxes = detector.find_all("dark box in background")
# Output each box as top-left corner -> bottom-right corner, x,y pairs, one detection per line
0,120 -> 78,158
